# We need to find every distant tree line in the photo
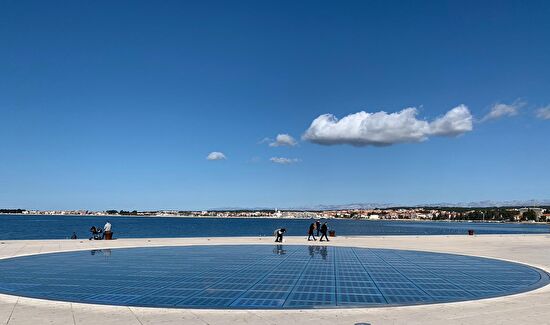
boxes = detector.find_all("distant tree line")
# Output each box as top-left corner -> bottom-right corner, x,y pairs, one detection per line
339,207 -> 547,222
105,210 -> 138,215
442,209 -> 520,222
422,208 -> 545,222
0,209 -> 26,214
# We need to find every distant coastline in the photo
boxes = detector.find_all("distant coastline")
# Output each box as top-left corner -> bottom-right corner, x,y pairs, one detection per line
1,208 -> 549,224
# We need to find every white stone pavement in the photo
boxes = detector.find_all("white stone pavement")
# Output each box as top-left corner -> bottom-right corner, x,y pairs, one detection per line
1,234 -> 550,325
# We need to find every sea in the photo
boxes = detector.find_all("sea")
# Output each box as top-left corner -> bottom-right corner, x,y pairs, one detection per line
0,214 -> 549,240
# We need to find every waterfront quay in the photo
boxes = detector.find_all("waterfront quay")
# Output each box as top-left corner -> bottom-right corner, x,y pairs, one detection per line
0,234 -> 549,324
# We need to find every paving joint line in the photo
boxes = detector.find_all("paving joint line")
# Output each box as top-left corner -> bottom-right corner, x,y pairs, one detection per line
128,307 -> 145,325
4,297 -> 18,325
70,302 -> 76,325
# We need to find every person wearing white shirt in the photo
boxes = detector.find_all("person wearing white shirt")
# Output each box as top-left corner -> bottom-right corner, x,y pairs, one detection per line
102,221 -> 112,239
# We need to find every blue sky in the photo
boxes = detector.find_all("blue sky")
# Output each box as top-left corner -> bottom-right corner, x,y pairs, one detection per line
1,0 -> 549,210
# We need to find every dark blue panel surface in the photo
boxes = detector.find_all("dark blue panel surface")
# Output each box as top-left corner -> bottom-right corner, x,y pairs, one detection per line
0,245 -> 547,309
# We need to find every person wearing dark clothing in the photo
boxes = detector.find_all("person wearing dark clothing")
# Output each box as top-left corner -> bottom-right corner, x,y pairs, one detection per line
315,220 -> 321,236
319,222 -> 329,241
89,226 -> 97,240
274,228 -> 286,242
70,232 -> 77,240
308,223 -> 317,241
89,226 -> 102,240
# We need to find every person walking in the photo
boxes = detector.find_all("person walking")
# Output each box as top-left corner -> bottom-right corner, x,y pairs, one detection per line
274,228 -> 286,242
308,222 -> 317,241
315,220 -> 321,236
319,222 -> 329,242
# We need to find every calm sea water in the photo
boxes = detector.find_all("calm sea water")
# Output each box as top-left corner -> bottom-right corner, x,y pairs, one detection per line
0,214 -> 548,240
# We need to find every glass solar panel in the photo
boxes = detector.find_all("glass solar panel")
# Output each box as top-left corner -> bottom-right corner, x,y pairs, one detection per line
0,244 -> 547,309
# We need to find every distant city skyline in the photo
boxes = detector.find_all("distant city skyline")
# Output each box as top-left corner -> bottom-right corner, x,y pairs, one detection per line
1,1 -> 549,211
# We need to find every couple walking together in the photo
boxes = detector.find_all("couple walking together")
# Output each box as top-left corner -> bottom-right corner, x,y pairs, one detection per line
308,220 -> 329,241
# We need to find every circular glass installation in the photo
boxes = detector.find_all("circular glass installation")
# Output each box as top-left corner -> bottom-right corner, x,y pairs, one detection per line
0,245 -> 547,309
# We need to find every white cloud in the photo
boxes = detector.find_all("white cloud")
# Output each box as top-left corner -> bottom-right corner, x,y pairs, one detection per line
302,105 -> 473,147
248,156 -> 261,163
429,105 -> 473,136
270,157 -> 301,164
206,152 -> 226,160
482,100 -> 526,122
536,105 -> 550,120
267,134 -> 298,147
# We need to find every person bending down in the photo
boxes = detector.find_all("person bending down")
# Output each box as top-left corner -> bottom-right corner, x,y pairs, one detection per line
274,228 -> 286,242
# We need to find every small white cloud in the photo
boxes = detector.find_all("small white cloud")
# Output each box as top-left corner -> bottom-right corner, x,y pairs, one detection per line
482,100 -> 526,122
268,134 -> 298,147
270,157 -> 301,164
206,152 -> 226,161
302,105 -> 472,147
429,105 -> 473,136
248,156 -> 261,163
536,105 -> 550,120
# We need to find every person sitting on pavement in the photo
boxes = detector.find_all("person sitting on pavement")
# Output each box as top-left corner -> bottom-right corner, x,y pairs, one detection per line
89,226 -> 102,240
